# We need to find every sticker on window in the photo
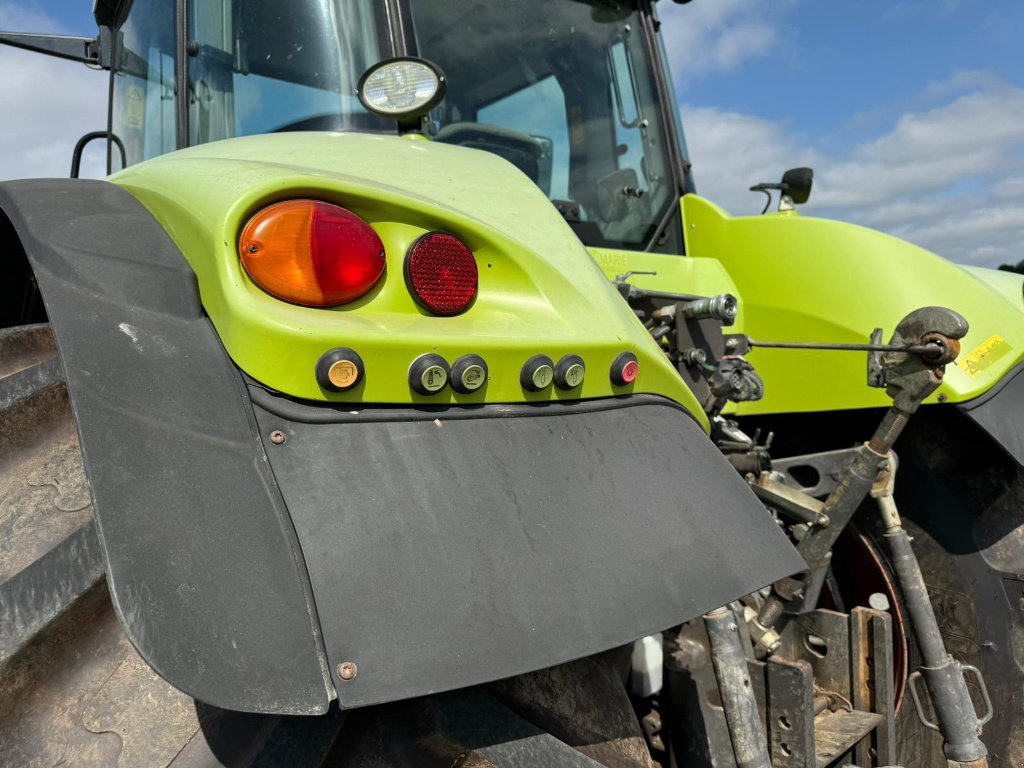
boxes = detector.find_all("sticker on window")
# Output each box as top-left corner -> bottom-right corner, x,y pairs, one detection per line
125,85 -> 144,129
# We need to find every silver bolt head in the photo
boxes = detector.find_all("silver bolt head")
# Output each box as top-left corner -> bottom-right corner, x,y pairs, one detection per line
868,592 -> 891,611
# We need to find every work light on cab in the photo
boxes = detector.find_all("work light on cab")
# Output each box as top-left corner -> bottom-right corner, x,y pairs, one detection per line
357,57 -> 447,126
239,200 -> 385,307
405,232 -> 479,315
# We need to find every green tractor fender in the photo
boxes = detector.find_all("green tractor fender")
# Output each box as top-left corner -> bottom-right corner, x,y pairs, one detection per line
0,139 -> 804,714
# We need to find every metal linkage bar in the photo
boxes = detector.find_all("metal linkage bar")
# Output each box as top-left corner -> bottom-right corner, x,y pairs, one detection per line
874,462 -> 992,766
704,607 -> 772,768
747,337 -> 944,359
750,306 -> 969,656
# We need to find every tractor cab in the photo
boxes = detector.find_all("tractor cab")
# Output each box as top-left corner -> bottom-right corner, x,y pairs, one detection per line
99,0 -> 691,251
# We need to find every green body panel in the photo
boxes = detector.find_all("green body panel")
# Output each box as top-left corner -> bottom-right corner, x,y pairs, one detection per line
592,195 -> 1024,418
109,133 -> 706,425
961,264 -> 1024,307
677,195 -> 1024,414
589,248 -> 742,309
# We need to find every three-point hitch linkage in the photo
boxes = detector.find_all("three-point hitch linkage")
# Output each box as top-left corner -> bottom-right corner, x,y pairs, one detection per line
702,307 -> 994,768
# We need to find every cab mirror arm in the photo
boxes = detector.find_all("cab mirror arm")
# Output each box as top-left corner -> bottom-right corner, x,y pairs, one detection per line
0,29 -> 113,68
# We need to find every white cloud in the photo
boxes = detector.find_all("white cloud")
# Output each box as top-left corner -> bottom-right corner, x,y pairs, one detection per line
659,0 -> 784,78
0,6 -> 108,181
815,85 -> 1024,209
993,177 -> 1024,200
683,106 -> 822,216
682,75 -> 1024,268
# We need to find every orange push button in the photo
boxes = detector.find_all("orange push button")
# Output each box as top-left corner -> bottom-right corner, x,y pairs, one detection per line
328,360 -> 360,389
316,348 -> 365,391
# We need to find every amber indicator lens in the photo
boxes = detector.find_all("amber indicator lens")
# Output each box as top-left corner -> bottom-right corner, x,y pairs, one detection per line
405,232 -> 478,315
239,200 -> 385,307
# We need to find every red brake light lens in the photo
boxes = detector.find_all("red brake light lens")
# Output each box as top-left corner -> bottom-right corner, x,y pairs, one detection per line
404,232 -> 478,315
239,200 -> 385,307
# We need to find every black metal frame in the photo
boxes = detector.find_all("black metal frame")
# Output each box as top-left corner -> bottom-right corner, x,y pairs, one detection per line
639,0 -> 691,252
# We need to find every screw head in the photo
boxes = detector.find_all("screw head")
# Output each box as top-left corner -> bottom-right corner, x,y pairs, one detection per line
338,661 -> 357,681
937,392 -> 948,403
269,430 -> 286,445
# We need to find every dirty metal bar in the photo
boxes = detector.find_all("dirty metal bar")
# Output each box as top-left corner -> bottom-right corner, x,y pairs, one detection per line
750,474 -> 829,528
704,607 -> 772,768
754,442 -> 884,647
813,695 -> 831,716
766,658 -> 815,767
851,607 -> 896,767
888,529 -> 991,766
797,443 -> 886,568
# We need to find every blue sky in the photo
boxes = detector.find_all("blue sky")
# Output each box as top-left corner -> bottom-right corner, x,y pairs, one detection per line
2,1 -> 1023,266
656,0 -> 1024,266
670,2 -> 1024,142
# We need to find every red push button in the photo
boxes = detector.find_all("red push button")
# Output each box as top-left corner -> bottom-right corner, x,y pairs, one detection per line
611,352 -> 639,386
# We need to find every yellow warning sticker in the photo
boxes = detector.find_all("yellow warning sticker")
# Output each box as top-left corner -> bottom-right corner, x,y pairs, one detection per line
958,334 -> 1011,377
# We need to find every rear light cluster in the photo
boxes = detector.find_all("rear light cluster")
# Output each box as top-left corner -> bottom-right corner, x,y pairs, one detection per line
239,200 -> 385,307
238,201 -> 478,315
313,349 -> 638,395
238,201 -> 638,399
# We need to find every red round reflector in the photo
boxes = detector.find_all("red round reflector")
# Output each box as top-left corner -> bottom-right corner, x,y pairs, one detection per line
405,232 -> 478,315
239,200 -> 385,307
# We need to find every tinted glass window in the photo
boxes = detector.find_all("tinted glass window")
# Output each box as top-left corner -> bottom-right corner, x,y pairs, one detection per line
111,0 -> 177,168
410,0 -> 676,249
188,0 -> 386,144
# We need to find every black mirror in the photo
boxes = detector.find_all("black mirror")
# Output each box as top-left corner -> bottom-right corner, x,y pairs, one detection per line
781,167 -> 813,205
749,166 -> 814,213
